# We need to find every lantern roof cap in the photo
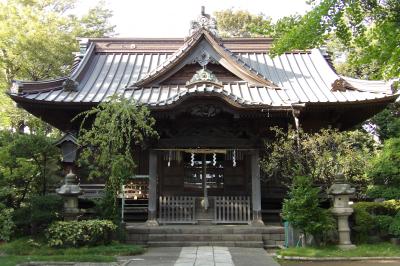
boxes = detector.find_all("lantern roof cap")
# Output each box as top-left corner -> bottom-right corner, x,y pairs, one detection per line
55,132 -> 78,147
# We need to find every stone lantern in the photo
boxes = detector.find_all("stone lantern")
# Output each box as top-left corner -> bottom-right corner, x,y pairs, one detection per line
327,174 -> 356,249
56,170 -> 82,220
55,133 -> 82,220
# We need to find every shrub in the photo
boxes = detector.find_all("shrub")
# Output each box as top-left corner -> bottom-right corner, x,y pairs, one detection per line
353,200 -> 400,242
13,195 -> 63,236
46,219 -> 117,247
282,176 -> 335,246
30,195 -> 63,234
0,203 -> 14,241
368,138 -> 400,187
389,212 -> 400,238
366,185 -> 400,200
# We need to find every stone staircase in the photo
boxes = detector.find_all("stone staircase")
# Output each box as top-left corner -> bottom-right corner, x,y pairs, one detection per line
125,224 -> 284,248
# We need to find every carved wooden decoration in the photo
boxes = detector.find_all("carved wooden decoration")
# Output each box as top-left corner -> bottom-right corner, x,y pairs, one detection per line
331,78 -> 356,92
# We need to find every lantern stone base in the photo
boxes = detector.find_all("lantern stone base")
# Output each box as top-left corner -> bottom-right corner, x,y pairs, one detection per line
337,244 -> 356,250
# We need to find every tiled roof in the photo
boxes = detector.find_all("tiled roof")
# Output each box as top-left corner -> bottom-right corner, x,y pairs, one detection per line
9,30 -> 397,108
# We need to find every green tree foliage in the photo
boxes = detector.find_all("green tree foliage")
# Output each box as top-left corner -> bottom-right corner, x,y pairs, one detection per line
0,0 -> 115,128
214,9 -> 273,37
214,9 -> 301,38
76,96 -> 158,212
0,203 -> 14,241
271,0 -> 400,80
367,138 -> 400,199
0,131 -> 61,209
282,176 -> 335,245
369,102 -> 400,141
261,128 -> 375,196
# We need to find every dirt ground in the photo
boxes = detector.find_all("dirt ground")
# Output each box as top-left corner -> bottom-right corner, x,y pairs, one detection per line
279,260 -> 400,266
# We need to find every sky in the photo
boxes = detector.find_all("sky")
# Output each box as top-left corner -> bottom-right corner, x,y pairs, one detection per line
76,0 -> 311,37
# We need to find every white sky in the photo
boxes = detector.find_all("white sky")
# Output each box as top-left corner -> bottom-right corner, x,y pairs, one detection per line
76,0 -> 311,37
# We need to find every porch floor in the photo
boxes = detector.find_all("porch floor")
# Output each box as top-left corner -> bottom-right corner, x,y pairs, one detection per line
125,223 -> 285,248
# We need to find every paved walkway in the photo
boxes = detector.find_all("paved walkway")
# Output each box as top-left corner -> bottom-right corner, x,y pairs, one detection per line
120,246 -> 280,266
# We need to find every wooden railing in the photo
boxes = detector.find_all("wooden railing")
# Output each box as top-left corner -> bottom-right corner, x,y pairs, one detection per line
159,196 -> 196,224
214,196 -> 251,224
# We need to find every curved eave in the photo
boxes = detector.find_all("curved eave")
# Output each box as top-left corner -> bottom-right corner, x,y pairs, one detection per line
9,89 -> 399,111
301,93 -> 399,108
9,42 -> 96,95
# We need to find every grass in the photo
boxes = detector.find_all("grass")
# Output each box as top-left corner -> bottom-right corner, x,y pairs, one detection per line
278,242 -> 400,258
0,238 -> 145,266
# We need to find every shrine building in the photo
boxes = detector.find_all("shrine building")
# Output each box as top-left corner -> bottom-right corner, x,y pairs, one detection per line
8,9 -> 398,232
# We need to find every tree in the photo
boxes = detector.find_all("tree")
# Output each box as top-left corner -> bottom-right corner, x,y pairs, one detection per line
282,175 -> 335,246
0,0 -> 115,129
367,137 -> 400,199
214,9 -> 301,38
261,128 -> 375,196
270,0 -> 400,80
76,96 -> 158,216
368,102 -> 400,141
0,131 -> 61,209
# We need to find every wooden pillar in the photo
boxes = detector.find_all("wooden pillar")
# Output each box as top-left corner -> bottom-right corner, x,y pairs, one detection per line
251,150 -> 264,226
202,153 -> 209,210
146,150 -> 158,226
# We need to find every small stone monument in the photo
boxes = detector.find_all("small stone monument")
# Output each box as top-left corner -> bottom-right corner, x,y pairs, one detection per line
56,170 -> 82,221
327,174 -> 356,249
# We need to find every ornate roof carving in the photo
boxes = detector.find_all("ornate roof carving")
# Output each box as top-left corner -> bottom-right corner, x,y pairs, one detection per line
189,6 -> 219,37
331,78 -> 356,92
186,68 -> 223,88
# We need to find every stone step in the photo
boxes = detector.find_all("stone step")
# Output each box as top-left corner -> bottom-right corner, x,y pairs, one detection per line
125,225 -> 284,235
148,233 -> 262,242
197,219 -> 213,225
146,241 -> 264,248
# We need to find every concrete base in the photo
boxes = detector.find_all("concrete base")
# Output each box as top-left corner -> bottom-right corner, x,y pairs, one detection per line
251,219 -> 265,227
337,244 -> 356,250
145,219 -> 159,227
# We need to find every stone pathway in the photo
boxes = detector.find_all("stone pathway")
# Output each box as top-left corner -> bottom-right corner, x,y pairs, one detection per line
120,246 -> 280,266
174,246 -> 234,266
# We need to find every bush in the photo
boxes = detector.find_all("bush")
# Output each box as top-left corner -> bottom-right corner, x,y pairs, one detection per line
368,138 -> 400,187
366,185 -> 400,200
0,203 -> 14,241
282,176 -> 335,246
30,195 -> 63,234
389,212 -> 400,238
46,220 -> 117,247
353,200 -> 400,242
13,195 -> 63,236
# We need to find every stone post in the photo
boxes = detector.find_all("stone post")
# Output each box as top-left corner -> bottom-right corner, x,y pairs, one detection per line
251,150 -> 264,226
146,150 -> 159,226
327,174 -> 356,249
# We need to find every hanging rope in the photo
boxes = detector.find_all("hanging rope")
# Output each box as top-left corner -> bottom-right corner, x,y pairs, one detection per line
213,153 -> 216,166
232,150 -> 236,167
191,152 -> 195,166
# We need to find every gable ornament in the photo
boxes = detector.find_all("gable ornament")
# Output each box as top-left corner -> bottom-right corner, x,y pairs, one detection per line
189,6 -> 219,37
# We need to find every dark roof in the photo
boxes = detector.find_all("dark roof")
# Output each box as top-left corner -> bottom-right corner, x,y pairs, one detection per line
9,29 -> 398,109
